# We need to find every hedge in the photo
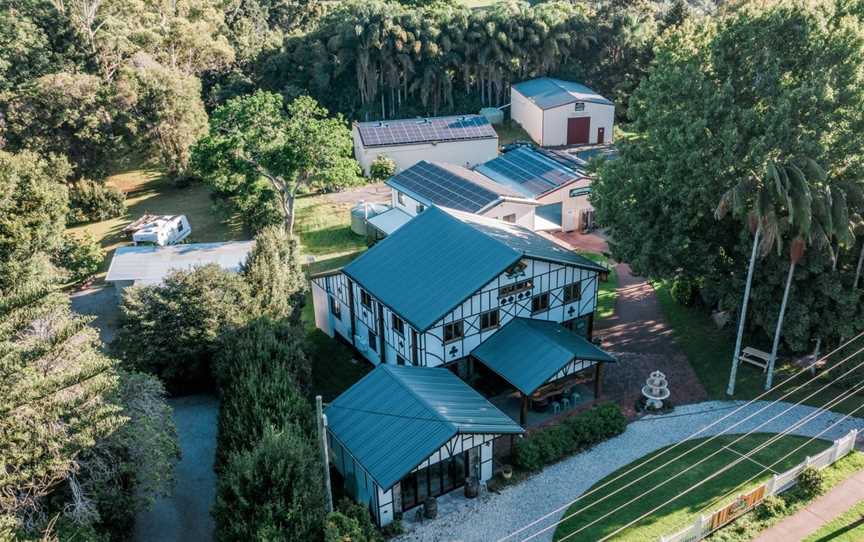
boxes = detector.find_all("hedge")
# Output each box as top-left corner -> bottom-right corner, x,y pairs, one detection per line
514,403 -> 627,471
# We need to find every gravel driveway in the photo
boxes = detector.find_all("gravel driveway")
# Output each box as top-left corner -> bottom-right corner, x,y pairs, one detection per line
395,401 -> 864,542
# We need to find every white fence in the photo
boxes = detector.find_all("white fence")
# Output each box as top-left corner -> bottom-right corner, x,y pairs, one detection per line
660,429 -> 859,542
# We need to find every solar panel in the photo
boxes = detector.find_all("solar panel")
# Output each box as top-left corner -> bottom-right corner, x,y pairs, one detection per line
480,147 -> 581,197
388,162 -> 502,213
357,115 -> 498,148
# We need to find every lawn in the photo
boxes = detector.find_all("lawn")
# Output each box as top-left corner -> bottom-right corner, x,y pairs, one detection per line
582,252 -> 618,321
651,280 -> 864,415
295,194 -> 367,259
67,161 -> 245,279
552,434 -> 831,542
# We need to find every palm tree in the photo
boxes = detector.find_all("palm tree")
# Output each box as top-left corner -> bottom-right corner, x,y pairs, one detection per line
716,163 -> 786,395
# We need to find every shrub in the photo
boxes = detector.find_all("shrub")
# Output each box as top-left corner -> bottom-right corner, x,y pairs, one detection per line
670,274 -> 700,306
325,511 -> 365,542
115,264 -> 252,394
67,179 -> 126,225
755,495 -> 787,520
793,467 -> 825,499
514,403 -> 627,471
327,498 -> 382,542
369,155 -> 396,181
212,425 -> 326,542
53,231 -> 103,283
242,227 -> 307,322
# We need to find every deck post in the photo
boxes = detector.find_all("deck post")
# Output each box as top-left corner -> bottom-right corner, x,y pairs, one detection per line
520,393 -> 528,427
593,363 -> 603,398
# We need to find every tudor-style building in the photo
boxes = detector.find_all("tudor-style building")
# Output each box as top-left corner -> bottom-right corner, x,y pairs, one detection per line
312,206 -> 617,524
312,206 -> 605,371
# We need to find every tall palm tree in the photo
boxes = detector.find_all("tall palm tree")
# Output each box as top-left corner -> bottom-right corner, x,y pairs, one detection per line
716,163 -> 786,395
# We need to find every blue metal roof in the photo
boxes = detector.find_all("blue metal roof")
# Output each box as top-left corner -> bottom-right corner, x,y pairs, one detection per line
326,365 -> 523,489
476,146 -> 585,198
343,207 -> 605,331
386,161 -> 526,214
471,318 -> 617,396
512,77 -> 613,110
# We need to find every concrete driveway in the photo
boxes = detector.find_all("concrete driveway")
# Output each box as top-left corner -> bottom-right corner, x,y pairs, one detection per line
134,394 -> 219,542
70,285 -> 120,344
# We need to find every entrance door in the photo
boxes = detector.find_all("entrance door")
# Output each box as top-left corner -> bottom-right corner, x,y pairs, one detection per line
597,127 -> 605,144
567,117 -> 590,145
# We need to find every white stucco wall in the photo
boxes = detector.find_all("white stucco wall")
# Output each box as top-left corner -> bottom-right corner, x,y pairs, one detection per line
481,200 -> 536,230
391,189 -> 427,217
353,126 -> 499,176
510,88 -> 544,145
542,101 -> 615,147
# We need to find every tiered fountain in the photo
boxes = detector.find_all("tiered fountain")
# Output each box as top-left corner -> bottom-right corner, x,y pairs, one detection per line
641,370 -> 670,410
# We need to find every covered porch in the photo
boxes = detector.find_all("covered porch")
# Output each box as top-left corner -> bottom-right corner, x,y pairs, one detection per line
471,317 -> 617,427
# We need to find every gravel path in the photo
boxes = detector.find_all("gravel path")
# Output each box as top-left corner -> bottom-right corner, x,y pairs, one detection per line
395,401 -> 864,542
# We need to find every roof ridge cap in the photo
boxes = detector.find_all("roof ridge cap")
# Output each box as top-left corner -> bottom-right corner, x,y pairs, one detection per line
384,365 -> 458,432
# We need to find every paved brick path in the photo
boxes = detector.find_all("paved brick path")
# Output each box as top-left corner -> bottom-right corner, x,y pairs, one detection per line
752,467 -> 864,542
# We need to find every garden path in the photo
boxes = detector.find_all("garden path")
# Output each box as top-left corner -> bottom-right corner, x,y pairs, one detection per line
394,401 -> 863,542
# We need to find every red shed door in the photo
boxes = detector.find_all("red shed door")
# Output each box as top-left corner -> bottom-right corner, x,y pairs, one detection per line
567,117 -> 590,145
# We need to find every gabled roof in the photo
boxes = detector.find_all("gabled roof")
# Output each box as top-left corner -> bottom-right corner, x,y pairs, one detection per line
326,365 -> 523,489
105,241 -> 254,284
471,318 -> 617,396
386,161 -> 533,214
476,146 -> 586,198
342,206 -> 605,331
513,77 -> 614,110
355,114 -> 498,148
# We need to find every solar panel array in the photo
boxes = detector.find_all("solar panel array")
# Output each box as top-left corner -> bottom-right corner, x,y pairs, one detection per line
357,115 -> 497,147
481,147 -> 581,196
389,161 -> 501,213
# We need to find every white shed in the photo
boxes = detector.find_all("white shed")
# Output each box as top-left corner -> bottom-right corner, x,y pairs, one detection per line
511,78 -> 615,147
105,241 -> 254,296
352,115 -> 499,176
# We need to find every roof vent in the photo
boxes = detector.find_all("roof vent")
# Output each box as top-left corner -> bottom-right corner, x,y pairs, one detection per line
377,121 -> 388,128
417,118 -> 430,125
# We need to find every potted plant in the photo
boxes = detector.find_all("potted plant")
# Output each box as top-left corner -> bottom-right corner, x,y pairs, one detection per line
423,496 -> 438,519
464,477 -> 480,498
502,464 -> 513,480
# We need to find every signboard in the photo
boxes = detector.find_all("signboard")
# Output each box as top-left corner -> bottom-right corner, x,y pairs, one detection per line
710,485 -> 766,530
569,187 -> 591,198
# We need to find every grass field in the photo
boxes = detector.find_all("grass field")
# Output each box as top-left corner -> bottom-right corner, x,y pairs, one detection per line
495,120 -> 533,146
67,162 -> 245,279
553,434 -> 831,542
651,280 -> 864,416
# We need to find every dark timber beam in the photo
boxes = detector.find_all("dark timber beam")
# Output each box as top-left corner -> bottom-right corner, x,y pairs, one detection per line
520,393 -> 528,427
593,363 -> 603,398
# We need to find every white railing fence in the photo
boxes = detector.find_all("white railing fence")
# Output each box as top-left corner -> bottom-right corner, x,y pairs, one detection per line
660,429 -> 859,542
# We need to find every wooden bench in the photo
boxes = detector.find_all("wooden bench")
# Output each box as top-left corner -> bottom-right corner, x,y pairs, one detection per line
739,347 -> 771,372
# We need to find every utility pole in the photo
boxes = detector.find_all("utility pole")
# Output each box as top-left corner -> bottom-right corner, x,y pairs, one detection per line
316,395 -> 334,514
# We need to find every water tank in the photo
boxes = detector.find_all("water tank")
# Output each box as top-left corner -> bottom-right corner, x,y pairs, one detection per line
350,201 -> 390,235
479,107 -> 504,125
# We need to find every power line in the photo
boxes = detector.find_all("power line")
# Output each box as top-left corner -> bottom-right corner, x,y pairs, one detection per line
591,396 -> 864,542
498,331 -> 864,542
534,373 -> 864,542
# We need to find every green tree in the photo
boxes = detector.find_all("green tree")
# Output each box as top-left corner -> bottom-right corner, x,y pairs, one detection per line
116,61 -> 209,181
52,231 -> 104,284
0,72 -> 123,177
593,3 -> 864,353
193,91 -> 361,236
0,280 -> 123,535
0,150 -> 70,291
242,226 -> 307,322
115,264 -> 252,393
212,425 -> 325,542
